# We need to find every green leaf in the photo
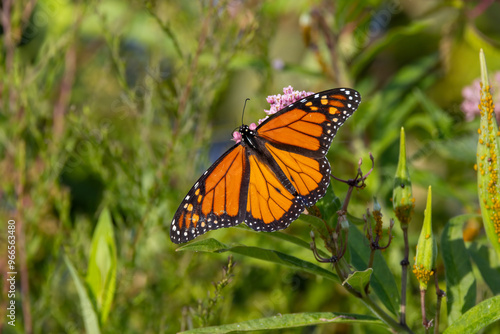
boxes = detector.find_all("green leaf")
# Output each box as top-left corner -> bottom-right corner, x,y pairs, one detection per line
179,312 -> 385,333
177,238 -> 339,283
86,208 -> 117,324
441,215 -> 477,323
352,21 -> 430,77
467,241 -> 500,295
64,255 -> 101,334
249,224 -> 331,259
295,214 -> 332,239
263,225 -> 313,248
443,295 -> 500,334
176,237 -> 229,252
349,224 -> 400,316
412,88 -> 454,138
344,269 -> 373,296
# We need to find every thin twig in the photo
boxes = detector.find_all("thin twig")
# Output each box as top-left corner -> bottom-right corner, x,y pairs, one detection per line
176,2 -> 212,122
2,0 -> 16,113
15,142 -> 32,334
311,9 -> 339,84
21,0 -> 38,25
145,3 -> 183,59
53,45 -> 77,140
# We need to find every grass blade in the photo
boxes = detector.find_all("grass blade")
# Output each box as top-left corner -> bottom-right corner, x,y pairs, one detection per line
64,255 -> 101,334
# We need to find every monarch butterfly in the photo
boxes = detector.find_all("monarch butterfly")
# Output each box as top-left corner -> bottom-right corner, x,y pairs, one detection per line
170,88 -> 361,244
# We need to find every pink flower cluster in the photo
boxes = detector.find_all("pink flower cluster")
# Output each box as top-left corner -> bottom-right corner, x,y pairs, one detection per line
232,86 -> 314,143
461,72 -> 500,121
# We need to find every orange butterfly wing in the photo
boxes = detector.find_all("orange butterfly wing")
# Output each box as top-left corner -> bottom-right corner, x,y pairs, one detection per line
243,154 -> 305,232
257,88 -> 360,157
252,88 -> 360,206
170,88 -> 360,244
170,145 -> 249,244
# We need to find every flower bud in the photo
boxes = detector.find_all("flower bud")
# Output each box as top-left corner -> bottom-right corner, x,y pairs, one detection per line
393,127 -> 415,227
413,186 -> 437,290
372,198 -> 383,239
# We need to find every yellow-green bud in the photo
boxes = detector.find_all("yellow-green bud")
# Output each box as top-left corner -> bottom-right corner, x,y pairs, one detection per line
413,186 -> 437,290
393,127 -> 415,227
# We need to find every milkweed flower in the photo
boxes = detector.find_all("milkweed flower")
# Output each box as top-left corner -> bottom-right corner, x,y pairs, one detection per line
461,71 -> 500,122
260,85 -> 315,123
393,127 -> 415,227
476,50 -> 500,257
232,86 -> 314,143
413,186 -> 436,290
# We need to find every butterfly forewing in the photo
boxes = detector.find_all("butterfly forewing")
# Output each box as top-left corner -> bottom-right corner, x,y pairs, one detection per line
170,145 -> 249,244
256,88 -> 360,157
252,88 -> 360,206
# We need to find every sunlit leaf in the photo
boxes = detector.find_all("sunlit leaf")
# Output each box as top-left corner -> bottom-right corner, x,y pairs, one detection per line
443,296 -> 500,334
344,269 -> 372,295
177,238 -> 339,283
467,241 -> 500,295
179,312 -> 385,333
86,208 -> 117,324
64,255 -> 101,334
349,224 -> 400,316
441,214 -> 477,323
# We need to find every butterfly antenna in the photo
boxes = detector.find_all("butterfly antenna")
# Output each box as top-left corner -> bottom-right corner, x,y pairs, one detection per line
241,98 -> 250,125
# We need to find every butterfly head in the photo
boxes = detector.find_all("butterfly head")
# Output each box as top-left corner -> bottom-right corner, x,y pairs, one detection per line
239,124 -> 256,136
238,124 -> 257,148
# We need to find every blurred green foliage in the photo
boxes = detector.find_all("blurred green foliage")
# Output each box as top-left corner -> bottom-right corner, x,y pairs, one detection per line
1,0 -> 500,333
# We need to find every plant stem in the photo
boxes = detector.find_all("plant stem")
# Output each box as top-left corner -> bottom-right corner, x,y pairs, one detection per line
420,289 -> 431,331
335,251 -> 414,333
434,273 -> 445,334
400,225 -> 409,325
368,247 -> 376,269
360,291 -> 415,333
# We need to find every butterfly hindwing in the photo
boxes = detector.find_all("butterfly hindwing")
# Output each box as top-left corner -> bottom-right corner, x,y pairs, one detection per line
170,145 -> 249,244
244,153 -> 305,232
264,142 -> 332,206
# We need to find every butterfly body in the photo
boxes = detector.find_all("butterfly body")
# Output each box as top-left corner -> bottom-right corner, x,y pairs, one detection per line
170,88 -> 361,244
